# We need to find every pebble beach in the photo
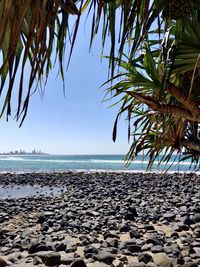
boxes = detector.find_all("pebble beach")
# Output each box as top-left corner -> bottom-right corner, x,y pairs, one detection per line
0,171 -> 200,267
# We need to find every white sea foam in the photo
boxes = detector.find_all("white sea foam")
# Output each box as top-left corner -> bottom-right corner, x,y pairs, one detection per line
34,159 -> 88,163
0,156 -> 25,161
90,159 -> 124,163
0,157 -> 88,163
91,159 -> 191,165
0,157 -> 192,166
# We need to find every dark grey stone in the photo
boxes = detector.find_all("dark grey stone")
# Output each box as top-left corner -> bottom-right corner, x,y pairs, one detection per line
70,259 -> 87,267
193,214 -> 200,223
129,230 -> 141,239
138,253 -> 153,264
126,244 -> 141,253
42,252 -> 61,266
151,245 -> 163,253
84,245 -> 98,256
106,238 -> 119,248
120,224 -> 130,232
124,213 -> 136,221
41,223 -> 49,232
97,250 -> 115,265
146,238 -> 163,246
28,242 -> 50,254
0,257 -> 8,267
183,263 -> 198,267
55,242 -> 67,252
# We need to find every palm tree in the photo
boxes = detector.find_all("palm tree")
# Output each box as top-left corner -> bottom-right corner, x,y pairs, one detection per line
0,0 -> 200,168
105,0 -> 200,168
0,0 -> 163,124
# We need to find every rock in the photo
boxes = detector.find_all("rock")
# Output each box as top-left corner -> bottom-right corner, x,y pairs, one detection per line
152,252 -> 171,267
193,214 -> 200,223
146,263 -> 157,267
37,212 -> 54,224
0,258 -> 8,267
82,222 -> 91,231
111,258 -> 124,267
84,245 -> 98,255
138,253 -> 153,264
25,257 -> 33,263
151,245 -> 163,253
146,237 -> 163,246
103,232 -> 119,240
0,239 -> 9,247
119,224 -> 130,232
86,211 -> 99,217
65,243 -> 77,253
163,246 -> 173,254
37,215 -> 46,224
28,242 -> 50,254
128,207 -> 138,217
55,242 -> 67,252
116,254 -> 128,263
129,230 -> 141,239
97,250 -> 115,265
41,223 -> 49,232
183,263 -> 198,267
143,225 -> 155,231
21,228 -> 35,238
60,256 -> 76,265
2,172 -> 200,267
177,256 -> 185,265
33,256 -> 43,265
163,213 -> 176,221
21,238 -> 32,251
42,252 -> 61,266
70,259 -> 87,267
184,218 -> 194,225
171,231 -> 179,239
128,262 -> 145,267
43,211 -> 55,217
141,244 -> 152,251
87,262 -> 109,267
106,238 -> 119,248
126,244 -> 141,253
193,227 -> 200,238
193,247 -> 200,256
124,213 -> 136,221
174,223 -> 189,232
7,252 -> 23,263
119,240 -> 141,252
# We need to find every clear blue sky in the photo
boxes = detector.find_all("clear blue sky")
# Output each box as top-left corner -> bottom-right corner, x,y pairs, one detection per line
0,15 -> 130,155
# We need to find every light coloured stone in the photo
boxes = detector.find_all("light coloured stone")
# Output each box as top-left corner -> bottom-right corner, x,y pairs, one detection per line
112,258 -> 124,267
151,253 -> 171,267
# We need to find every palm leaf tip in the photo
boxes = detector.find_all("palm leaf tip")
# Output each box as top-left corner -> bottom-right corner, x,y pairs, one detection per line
0,0 -> 81,123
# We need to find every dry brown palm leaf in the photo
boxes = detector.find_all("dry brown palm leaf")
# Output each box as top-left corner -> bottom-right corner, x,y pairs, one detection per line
125,90 -> 197,121
167,83 -> 200,119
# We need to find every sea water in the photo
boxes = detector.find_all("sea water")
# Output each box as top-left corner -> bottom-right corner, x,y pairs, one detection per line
0,154 -> 198,173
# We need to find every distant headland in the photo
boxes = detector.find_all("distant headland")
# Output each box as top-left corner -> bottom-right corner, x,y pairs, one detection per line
0,149 -> 48,155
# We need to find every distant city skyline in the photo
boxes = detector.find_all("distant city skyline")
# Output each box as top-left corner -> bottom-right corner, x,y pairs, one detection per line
0,149 -> 46,155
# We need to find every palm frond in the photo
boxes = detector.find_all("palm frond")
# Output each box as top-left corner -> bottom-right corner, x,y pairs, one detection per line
0,0 -> 81,123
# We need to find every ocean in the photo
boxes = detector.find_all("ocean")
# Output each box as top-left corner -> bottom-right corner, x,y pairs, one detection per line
0,154 -> 198,173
